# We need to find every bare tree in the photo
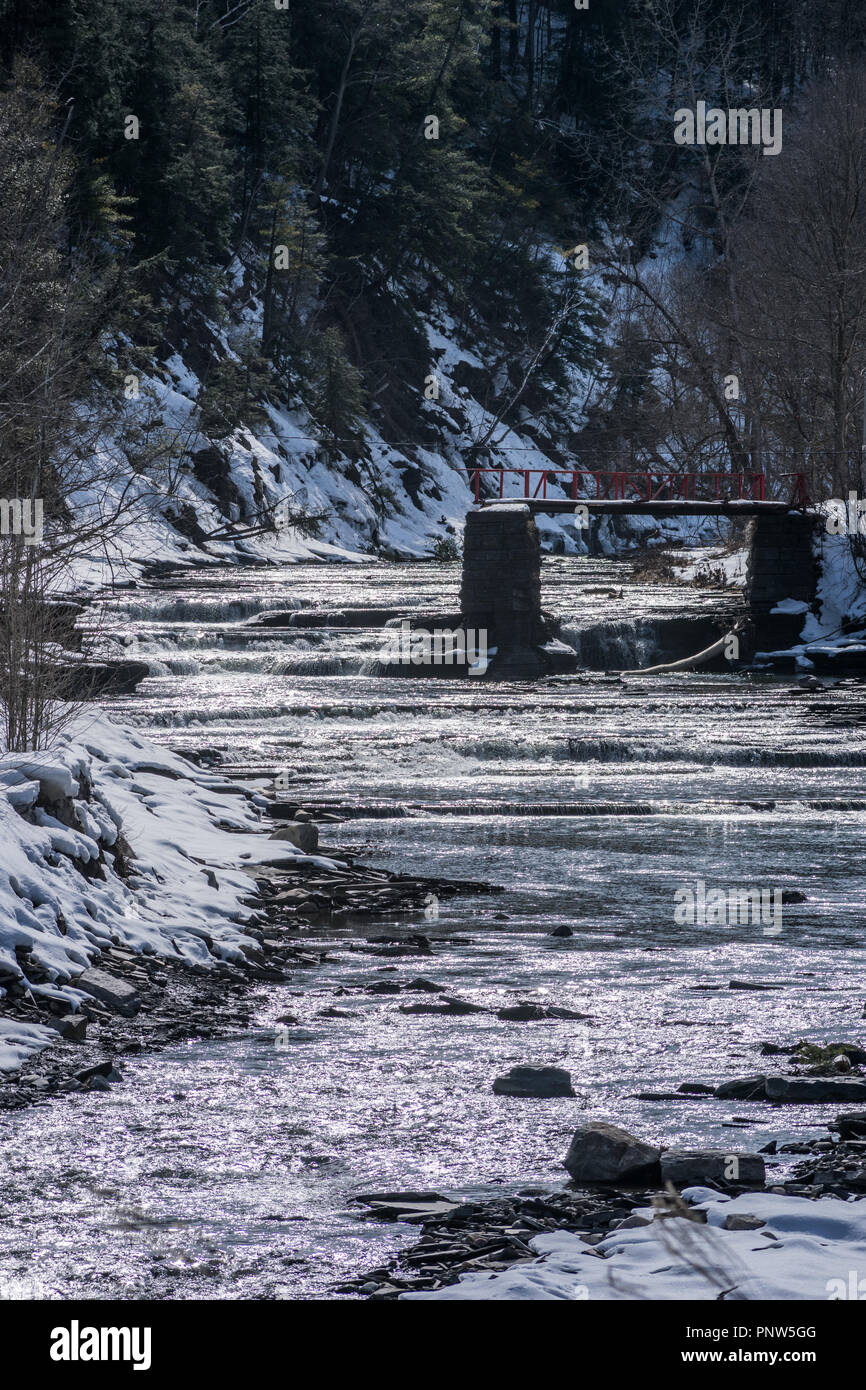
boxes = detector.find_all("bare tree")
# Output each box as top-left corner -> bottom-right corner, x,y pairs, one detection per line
726,65 -> 866,495
0,60 -> 186,751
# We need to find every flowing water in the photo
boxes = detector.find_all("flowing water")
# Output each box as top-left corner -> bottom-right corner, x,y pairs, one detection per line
2,557 -> 865,1299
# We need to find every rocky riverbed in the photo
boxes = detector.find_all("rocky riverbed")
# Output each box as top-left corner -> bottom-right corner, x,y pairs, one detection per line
0,802 -> 499,1112
338,1117 -> 866,1299
3,556 -> 866,1301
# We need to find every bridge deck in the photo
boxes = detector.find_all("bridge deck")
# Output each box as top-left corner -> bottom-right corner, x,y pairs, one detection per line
479,498 -> 803,517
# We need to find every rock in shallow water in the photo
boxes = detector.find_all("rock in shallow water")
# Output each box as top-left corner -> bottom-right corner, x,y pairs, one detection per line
714,1074 -> 768,1100
492,1066 -> 575,1098
399,997 -> 486,1016
765,1076 -> 866,1103
497,1003 -> 590,1022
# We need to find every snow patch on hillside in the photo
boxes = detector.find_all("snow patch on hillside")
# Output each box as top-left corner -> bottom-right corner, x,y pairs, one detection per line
68,263 -> 725,586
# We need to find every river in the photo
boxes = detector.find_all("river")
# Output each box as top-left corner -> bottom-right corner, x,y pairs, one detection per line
1,556 -> 864,1299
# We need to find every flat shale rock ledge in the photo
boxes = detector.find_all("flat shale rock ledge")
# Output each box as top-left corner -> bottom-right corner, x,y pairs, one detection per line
714,1073 -> 866,1103
493,1065 -> 575,1098
661,1150 -> 765,1187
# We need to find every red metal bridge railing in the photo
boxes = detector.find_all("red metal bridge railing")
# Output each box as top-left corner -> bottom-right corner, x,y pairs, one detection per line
468,468 -> 810,507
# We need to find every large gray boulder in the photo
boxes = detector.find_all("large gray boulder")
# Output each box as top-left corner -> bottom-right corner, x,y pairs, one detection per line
764,1076 -> 866,1103
563,1122 -> 661,1185
660,1150 -> 766,1188
493,1065 -> 575,1098
74,967 -> 141,1018
269,822 -> 319,853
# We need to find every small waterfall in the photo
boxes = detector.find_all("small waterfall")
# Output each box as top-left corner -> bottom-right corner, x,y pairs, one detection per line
560,616 -> 730,671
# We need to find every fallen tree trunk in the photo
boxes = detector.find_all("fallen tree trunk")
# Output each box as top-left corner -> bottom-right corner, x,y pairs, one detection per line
620,630 -> 738,676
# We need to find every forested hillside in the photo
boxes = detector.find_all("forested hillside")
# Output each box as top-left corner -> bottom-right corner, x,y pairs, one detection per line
1,0 -> 865,567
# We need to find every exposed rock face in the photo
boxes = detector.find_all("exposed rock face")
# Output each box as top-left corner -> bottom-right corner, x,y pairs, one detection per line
660,1150 -> 766,1188
492,1066 -> 575,1098
563,1122 -> 661,1185
57,662 -> 151,698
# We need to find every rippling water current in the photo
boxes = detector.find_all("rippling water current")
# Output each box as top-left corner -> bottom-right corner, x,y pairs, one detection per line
2,558 -> 865,1299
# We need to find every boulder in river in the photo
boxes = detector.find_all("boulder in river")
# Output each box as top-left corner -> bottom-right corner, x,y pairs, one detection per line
400,997 -> 486,1016
660,1149 -> 766,1188
549,925 -> 573,938
830,1112 -> 866,1140
492,1066 -> 575,1098
563,1122 -> 661,1185
497,1003 -> 591,1022
714,1074 -> 768,1100
497,1003 -> 548,1021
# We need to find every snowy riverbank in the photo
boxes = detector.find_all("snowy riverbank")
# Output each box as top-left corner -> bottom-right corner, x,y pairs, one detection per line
403,1187 -> 866,1301
0,710 -> 343,1073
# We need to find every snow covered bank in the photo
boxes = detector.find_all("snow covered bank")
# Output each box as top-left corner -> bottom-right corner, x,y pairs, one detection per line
0,711 -> 334,1072
403,1188 -> 866,1300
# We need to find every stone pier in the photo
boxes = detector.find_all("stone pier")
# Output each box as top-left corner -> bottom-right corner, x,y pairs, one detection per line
459,505 -> 575,678
744,512 -> 821,654
456,502 -> 823,677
